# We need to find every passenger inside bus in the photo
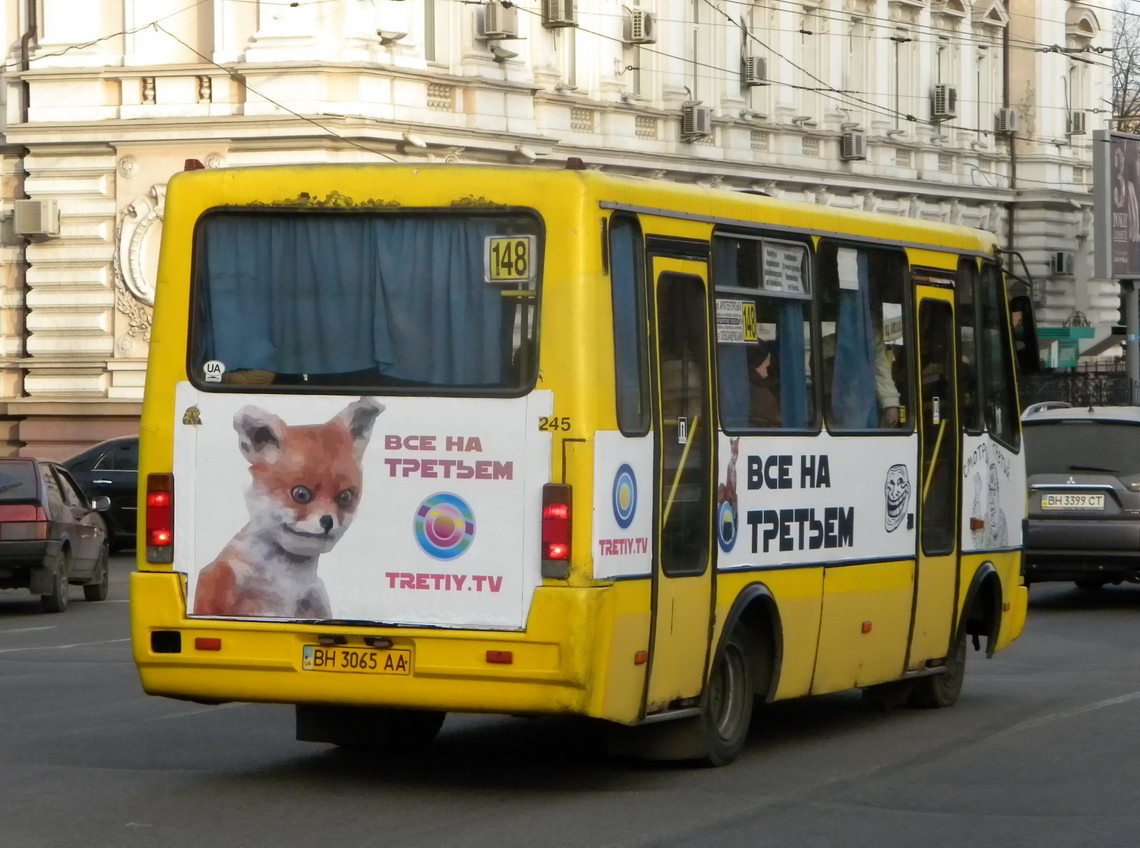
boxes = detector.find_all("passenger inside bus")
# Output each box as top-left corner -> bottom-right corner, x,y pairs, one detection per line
819,245 -> 910,431
746,340 -> 781,428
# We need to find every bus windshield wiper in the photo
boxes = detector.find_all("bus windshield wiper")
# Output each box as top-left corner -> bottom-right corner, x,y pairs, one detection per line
1068,464 -> 1118,473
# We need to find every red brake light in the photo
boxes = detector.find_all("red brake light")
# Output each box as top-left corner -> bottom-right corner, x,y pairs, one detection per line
146,472 -> 174,563
543,503 -> 569,521
541,483 -> 572,578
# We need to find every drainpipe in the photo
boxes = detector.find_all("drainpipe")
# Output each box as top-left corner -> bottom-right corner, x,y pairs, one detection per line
19,0 -> 36,125
1003,1 -> 1017,268
14,0 -> 38,415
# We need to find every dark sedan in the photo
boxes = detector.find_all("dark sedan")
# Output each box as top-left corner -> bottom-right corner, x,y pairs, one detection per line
63,435 -> 138,551
0,457 -> 111,612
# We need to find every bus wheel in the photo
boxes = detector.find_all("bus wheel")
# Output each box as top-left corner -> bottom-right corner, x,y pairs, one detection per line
296,704 -> 445,750
909,626 -> 967,709
698,629 -> 754,766
1074,578 -> 1106,591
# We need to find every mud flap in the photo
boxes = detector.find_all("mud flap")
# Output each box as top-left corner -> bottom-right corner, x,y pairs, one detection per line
607,712 -> 708,762
28,567 -> 54,595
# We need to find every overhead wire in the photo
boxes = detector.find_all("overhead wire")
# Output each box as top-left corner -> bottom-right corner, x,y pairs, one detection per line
152,22 -> 398,161
7,0 -> 1120,164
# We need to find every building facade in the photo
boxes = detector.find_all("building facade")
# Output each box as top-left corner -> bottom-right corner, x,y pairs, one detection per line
0,0 -> 1113,455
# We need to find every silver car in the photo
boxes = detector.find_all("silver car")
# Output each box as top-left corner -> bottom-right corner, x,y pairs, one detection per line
1022,404 -> 1140,589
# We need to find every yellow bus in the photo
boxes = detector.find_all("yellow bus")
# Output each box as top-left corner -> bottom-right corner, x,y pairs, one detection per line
132,161 -> 1032,765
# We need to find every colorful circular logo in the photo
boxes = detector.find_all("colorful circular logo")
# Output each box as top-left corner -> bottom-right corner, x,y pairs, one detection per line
717,500 -> 738,552
414,493 -> 475,560
612,464 -> 637,529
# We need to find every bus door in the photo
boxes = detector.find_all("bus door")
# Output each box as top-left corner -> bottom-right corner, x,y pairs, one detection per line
908,289 -> 960,668
645,257 -> 715,713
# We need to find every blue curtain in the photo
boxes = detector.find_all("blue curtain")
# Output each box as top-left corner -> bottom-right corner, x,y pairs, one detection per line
777,301 -> 809,428
611,219 -> 648,431
717,344 -> 750,428
830,252 -> 877,428
199,214 -> 503,385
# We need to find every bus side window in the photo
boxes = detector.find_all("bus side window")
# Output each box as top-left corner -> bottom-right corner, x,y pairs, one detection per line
818,244 -> 912,432
713,235 -> 815,431
980,265 -> 1021,449
957,261 -> 982,433
609,214 -> 650,435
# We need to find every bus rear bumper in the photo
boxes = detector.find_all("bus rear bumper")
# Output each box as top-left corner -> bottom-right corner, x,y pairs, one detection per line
130,571 -> 614,718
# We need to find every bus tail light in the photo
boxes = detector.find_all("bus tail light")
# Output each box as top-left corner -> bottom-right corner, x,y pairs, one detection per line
541,483 -> 572,579
146,473 -> 174,564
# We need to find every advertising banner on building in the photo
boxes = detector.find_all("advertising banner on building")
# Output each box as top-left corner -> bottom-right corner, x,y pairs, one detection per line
1094,130 -> 1140,279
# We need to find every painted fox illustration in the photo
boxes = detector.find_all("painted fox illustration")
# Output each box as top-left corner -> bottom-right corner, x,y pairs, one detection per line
193,397 -> 384,618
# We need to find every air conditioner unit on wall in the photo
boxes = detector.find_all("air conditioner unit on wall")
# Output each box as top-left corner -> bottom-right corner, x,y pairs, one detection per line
1069,110 -> 1087,135
742,56 -> 768,87
681,104 -> 713,141
481,2 -> 518,39
932,83 -> 958,119
841,130 -> 867,161
996,107 -> 1020,134
542,0 -> 577,28
1052,251 -> 1075,276
624,9 -> 656,44
14,199 -> 59,237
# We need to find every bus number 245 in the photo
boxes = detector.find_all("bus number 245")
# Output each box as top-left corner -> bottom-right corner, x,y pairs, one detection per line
539,416 -> 572,432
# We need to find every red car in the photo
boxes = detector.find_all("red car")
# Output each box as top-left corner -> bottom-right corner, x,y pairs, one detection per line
0,457 -> 111,612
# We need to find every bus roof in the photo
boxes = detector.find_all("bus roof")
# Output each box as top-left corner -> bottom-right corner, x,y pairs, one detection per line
168,161 -> 999,257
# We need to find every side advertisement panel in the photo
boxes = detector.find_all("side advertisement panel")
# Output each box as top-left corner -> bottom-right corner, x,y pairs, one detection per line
715,432 -> 919,568
592,432 -> 654,579
960,434 -> 1024,551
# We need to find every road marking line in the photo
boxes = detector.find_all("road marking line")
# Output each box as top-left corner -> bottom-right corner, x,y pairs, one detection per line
140,702 -> 245,722
1,626 -> 57,635
1007,690 -> 1140,733
0,637 -> 130,654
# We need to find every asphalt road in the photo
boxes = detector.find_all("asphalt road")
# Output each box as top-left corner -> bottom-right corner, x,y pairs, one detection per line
2,557 -> 1139,848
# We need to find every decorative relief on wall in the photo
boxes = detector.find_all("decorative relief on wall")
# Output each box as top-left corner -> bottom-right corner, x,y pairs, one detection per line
112,184 -> 165,351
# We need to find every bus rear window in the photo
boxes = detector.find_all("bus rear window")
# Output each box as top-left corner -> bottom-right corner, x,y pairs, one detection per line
189,211 -> 541,394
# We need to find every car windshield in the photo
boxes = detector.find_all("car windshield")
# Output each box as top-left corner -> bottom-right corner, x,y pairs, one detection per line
1023,420 -> 1140,476
0,461 -> 39,499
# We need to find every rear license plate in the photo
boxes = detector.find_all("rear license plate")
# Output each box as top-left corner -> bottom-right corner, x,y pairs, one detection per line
302,645 -> 411,675
1041,493 -> 1105,510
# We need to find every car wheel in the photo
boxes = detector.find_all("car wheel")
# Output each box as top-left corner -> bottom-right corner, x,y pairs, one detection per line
909,624 -> 967,709
41,549 -> 71,613
83,543 -> 110,602
1074,578 -> 1106,591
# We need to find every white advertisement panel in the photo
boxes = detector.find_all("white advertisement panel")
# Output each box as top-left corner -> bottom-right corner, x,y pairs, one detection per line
174,383 -> 552,629
714,432 -> 919,568
592,432 -> 654,579
960,434 -> 1024,551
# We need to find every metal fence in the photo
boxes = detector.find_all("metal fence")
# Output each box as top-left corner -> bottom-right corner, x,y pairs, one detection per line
1019,368 -> 1138,409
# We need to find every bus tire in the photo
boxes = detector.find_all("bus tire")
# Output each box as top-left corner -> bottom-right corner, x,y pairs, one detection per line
698,628 -> 754,766
296,704 -> 445,750
909,624 -> 967,709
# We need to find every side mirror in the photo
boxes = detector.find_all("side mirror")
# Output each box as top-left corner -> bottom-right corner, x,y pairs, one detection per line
1008,294 -> 1040,374
91,495 -> 112,512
